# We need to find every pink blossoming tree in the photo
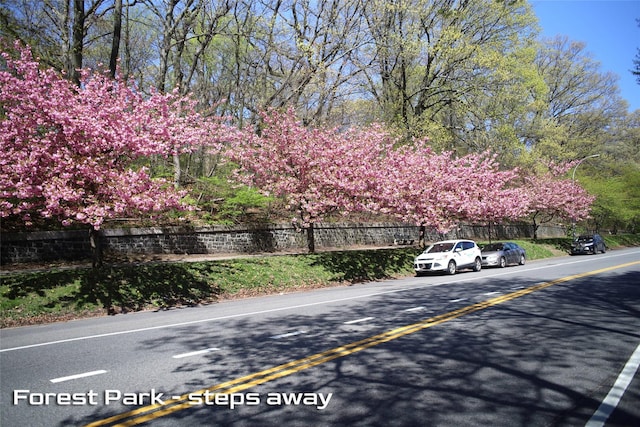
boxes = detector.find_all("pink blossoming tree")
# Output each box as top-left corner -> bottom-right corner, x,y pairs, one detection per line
0,43 -> 240,265
227,109 -> 394,252
377,141 -> 529,241
448,153 -> 530,242
229,111 -> 534,250
377,141 -> 466,233
521,161 -> 596,239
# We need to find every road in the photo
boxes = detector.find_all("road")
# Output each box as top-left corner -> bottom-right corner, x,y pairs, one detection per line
1,248 -> 639,427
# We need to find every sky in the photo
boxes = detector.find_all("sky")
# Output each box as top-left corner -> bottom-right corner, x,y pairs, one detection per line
530,0 -> 640,112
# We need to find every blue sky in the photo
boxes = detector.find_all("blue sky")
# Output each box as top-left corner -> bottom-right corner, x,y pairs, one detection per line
530,0 -> 640,112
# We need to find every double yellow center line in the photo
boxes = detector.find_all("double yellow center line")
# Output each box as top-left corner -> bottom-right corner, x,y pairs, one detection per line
86,261 -> 640,426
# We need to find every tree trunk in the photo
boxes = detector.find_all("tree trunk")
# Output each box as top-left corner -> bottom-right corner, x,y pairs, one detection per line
109,0 -> 123,79
418,224 -> 426,248
173,153 -> 182,187
306,223 -> 316,253
89,228 -> 103,269
488,222 -> 493,243
71,0 -> 85,85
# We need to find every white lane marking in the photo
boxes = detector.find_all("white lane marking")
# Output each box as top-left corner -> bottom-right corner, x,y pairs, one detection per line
270,330 -> 307,339
3,250 -> 638,353
50,370 -> 107,383
404,306 -> 425,312
449,298 -> 467,303
172,348 -> 220,359
585,342 -> 640,427
344,317 -> 374,325
483,291 -> 500,296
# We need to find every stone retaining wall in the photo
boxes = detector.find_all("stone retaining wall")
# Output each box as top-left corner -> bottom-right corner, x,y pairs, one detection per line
1,222 -> 566,265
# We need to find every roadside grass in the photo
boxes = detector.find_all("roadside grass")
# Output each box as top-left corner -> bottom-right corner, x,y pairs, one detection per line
601,233 -> 640,248
0,248 -> 416,328
2,235 -> 638,328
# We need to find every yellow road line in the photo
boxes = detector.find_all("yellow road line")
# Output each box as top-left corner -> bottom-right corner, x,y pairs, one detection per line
85,260 -> 640,426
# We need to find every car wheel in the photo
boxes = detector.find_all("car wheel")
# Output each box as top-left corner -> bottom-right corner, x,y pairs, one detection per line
601,245 -> 606,254
447,260 -> 457,275
519,254 -> 526,265
473,257 -> 482,272
499,257 -> 506,268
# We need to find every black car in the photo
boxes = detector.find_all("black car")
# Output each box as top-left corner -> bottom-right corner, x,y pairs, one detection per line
571,234 -> 606,255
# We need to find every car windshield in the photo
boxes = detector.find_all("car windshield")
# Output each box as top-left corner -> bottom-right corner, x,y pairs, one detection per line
482,243 -> 504,251
576,236 -> 593,243
426,243 -> 455,253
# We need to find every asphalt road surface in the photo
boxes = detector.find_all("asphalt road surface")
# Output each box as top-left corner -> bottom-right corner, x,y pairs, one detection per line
2,248 -> 639,427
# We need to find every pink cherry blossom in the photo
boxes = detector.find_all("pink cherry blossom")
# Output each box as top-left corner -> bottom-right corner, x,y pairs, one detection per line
0,42 -> 241,230
520,163 -> 596,238
227,108 -> 394,228
2,42 -> 595,243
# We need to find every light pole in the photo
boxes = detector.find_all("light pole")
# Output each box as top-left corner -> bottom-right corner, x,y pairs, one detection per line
571,154 -> 600,239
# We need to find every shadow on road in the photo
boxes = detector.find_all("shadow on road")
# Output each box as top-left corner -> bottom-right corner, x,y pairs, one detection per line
54,269 -> 640,426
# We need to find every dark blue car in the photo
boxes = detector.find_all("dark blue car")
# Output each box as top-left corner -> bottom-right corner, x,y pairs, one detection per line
571,234 -> 606,255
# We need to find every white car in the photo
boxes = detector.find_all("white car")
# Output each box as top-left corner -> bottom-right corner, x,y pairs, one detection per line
414,239 -> 482,276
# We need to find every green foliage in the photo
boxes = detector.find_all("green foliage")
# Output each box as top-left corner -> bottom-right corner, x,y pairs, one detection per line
529,120 -> 575,161
528,37 -> 627,165
191,171 -> 272,224
579,164 -> 640,232
372,0 -> 541,160
219,187 -> 270,224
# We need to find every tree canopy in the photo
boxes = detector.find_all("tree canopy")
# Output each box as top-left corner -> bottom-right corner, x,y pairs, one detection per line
1,0 -> 638,234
